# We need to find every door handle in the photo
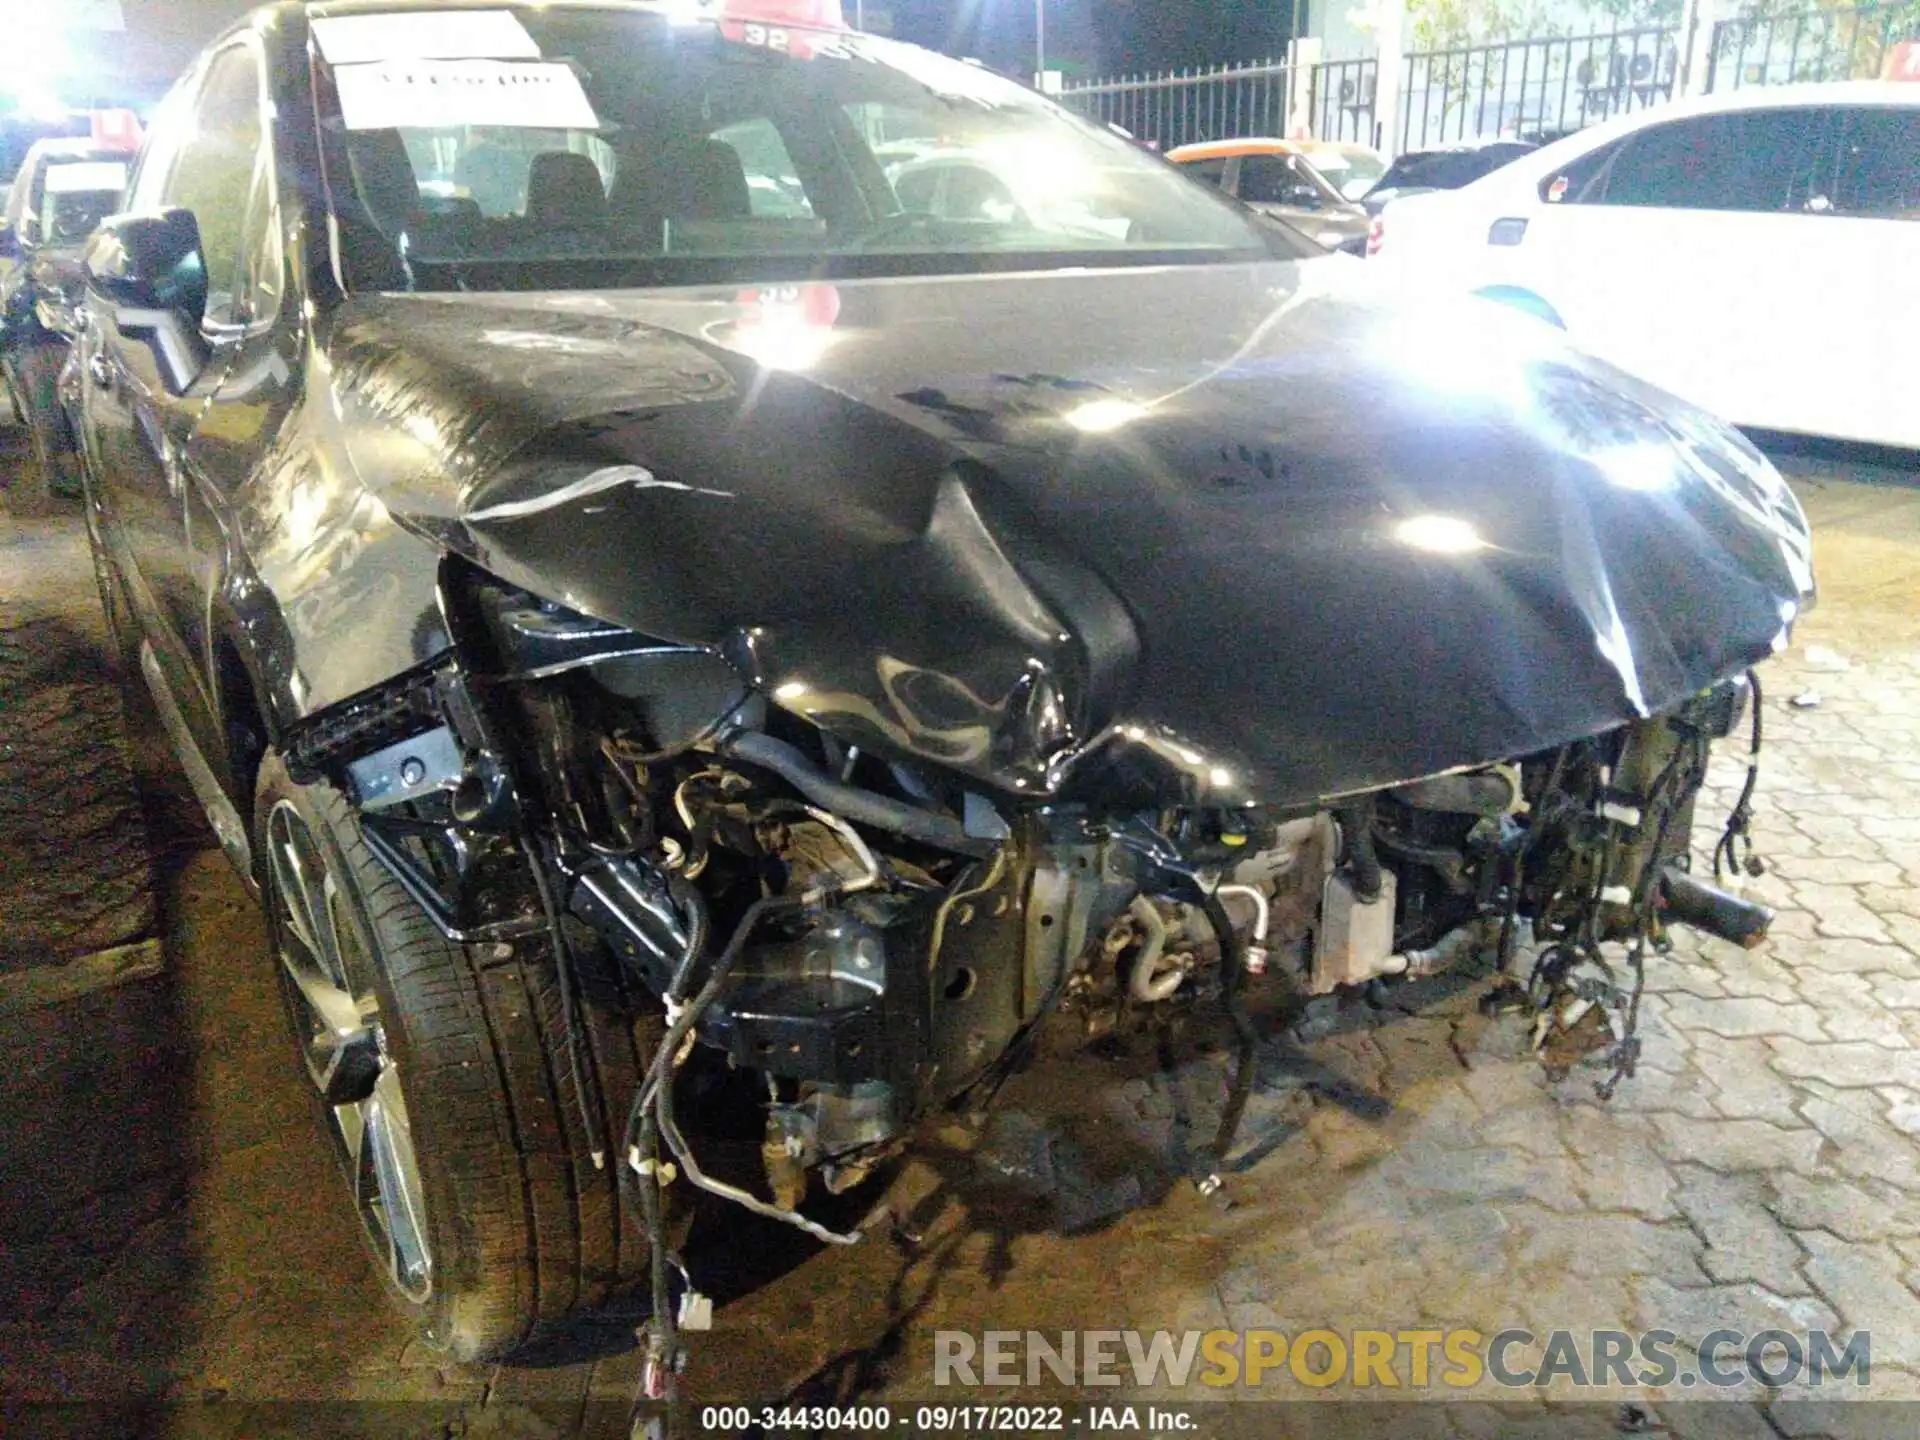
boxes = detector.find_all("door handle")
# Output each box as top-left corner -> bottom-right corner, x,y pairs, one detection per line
88,354 -> 113,391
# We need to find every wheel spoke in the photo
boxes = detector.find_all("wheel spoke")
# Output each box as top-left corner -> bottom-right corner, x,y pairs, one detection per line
270,799 -> 431,1302
365,1069 -> 431,1296
337,1097 -> 367,1177
271,827 -> 323,960
316,872 -> 353,991
287,963 -> 367,1043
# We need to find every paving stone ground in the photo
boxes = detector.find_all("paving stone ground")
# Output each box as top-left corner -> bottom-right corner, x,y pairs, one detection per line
0,431 -> 157,981
4,450 -> 1920,1438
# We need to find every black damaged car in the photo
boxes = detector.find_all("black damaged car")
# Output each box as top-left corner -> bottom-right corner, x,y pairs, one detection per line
76,0 -> 1814,1380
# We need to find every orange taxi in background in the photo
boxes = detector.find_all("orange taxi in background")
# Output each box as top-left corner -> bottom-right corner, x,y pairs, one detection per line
1167,137 -> 1374,252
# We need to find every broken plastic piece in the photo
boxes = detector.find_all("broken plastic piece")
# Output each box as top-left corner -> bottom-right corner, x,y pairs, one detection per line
1312,869 -> 1398,993
677,1289 -> 714,1331
627,1150 -> 679,1184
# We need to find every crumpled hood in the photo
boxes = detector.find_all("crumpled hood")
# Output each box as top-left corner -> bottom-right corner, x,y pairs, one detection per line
314,259 -> 1812,808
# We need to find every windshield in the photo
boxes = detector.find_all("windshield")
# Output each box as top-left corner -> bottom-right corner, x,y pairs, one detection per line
41,158 -> 129,245
44,189 -> 121,245
1373,145 -> 1530,195
1304,146 -> 1385,202
312,7 -> 1291,291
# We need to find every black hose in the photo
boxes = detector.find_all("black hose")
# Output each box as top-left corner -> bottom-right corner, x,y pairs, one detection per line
637,1103 -> 672,1371
527,834 -> 605,1166
1201,892 -> 1260,1181
1714,670 -> 1765,884
1336,802 -> 1383,902
663,875 -> 710,1001
718,730 -> 993,856
1496,744 -> 1570,974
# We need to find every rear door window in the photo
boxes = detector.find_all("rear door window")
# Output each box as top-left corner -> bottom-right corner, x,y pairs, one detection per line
1540,137 -> 1623,203
1823,107 -> 1920,219
1585,109 -> 1827,212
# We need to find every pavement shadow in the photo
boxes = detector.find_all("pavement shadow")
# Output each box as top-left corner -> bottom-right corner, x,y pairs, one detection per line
0,567 -> 208,1410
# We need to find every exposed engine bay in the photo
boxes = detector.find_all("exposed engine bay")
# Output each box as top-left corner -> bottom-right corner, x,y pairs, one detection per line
286,565 -> 1775,1395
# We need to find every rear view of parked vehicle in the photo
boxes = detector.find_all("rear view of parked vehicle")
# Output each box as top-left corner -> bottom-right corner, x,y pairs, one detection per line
1359,139 -> 1537,213
0,140 -> 130,509
1368,82 -> 1920,450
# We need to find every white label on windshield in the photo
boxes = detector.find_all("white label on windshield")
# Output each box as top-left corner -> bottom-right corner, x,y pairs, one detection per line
313,11 -> 541,64
45,161 -> 128,194
335,60 -> 598,132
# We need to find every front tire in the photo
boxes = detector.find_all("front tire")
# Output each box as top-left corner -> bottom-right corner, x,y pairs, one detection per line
253,751 -> 663,1360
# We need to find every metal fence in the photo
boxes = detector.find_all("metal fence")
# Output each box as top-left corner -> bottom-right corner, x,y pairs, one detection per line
1056,3 -> 1920,158
1055,59 -> 1293,151
1399,25 -> 1681,150
1705,3 -> 1920,89
1310,58 -> 1380,144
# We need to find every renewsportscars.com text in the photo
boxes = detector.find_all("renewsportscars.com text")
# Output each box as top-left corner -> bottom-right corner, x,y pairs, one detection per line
934,1327 -> 1871,1390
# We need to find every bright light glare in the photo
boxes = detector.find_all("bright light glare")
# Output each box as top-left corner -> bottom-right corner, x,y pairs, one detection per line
0,10 -> 71,114
1064,398 -> 1147,433
732,318 -> 833,372
772,680 -> 809,702
1395,514 -> 1488,555
1592,444 -> 1674,493
1375,298 -> 1553,410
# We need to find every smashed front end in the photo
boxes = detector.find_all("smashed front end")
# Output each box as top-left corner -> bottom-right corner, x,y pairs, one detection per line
268,276 -> 1815,1398
280,546 -> 1790,1233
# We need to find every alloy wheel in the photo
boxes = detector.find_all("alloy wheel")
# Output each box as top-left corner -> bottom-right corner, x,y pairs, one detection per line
267,800 -> 432,1302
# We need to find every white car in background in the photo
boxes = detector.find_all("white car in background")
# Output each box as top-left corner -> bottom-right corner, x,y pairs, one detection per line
1367,83 -> 1920,450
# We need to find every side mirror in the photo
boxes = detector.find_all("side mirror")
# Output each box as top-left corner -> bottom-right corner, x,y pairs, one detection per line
84,208 -> 211,394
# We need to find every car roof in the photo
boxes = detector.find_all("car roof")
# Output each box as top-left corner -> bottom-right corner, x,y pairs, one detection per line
1492,79 -> 1920,182
24,138 -> 118,164
1637,79 -> 1920,116
1394,139 -> 1534,158
1166,138 -> 1301,162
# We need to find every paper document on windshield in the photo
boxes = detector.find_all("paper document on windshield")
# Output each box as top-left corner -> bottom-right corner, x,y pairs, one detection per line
44,161 -> 128,194
334,60 -> 599,132
313,11 -> 541,63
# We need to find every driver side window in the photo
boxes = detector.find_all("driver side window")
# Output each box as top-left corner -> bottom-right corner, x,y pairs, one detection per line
128,46 -> 266,328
